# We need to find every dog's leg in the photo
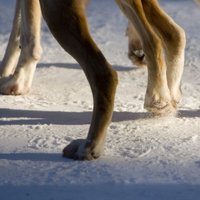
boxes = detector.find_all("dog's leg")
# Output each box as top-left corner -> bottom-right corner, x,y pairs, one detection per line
0,0 -> 42,95
40,0 -> 118,160
0,0 -> 21,77
116,0 -> 173,115
142,0 -> 186,109
126,21 -> 146,67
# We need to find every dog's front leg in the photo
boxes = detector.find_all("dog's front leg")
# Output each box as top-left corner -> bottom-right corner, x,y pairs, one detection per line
40,0 -> 118,160
0,0 -> 42,95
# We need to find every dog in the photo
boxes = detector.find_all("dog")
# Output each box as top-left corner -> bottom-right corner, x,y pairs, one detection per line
0,0 -> 186,160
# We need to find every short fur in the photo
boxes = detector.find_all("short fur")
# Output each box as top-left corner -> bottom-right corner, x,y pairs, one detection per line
0,0 -> 185,160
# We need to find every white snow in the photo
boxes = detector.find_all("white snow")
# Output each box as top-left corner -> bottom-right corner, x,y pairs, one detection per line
0,0 -> 200,199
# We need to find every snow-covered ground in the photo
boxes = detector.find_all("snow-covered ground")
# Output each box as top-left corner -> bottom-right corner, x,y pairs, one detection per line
0,0 -> 200,199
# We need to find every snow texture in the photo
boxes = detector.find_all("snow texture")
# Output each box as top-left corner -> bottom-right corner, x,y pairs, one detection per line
0,0 -> 200,199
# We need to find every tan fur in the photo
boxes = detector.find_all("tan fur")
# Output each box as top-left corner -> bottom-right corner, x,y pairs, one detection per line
0,0 -> 185,160
117,0 -> 185,115
195,0 -> 200,6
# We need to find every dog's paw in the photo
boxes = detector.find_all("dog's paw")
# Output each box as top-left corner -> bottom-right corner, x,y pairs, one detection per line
63,139 -> 102,160
145,100 -> 176,116
0,74 -> 30,95
144,91 -> 176,116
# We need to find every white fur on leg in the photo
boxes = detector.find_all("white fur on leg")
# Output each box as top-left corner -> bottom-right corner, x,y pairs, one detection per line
0,61 -> 37,95
167,52 -> 185,107
0,0 -> 21,77
0,48 -> 21,78
164,26 -> 186,109
144,68 -> 175,116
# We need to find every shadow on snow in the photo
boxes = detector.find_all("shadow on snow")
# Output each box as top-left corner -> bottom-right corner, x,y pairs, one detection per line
0,108 -> 199,126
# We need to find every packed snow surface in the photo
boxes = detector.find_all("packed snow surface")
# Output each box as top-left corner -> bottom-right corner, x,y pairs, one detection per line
0,0 -> 200,199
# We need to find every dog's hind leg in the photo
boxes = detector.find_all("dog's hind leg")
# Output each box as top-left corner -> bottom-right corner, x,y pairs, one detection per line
0,0 -> 21,77
116,0 -> 173,115
142,0 -> 186,110
40,0 -> 118,160
0,0 -> 42,95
